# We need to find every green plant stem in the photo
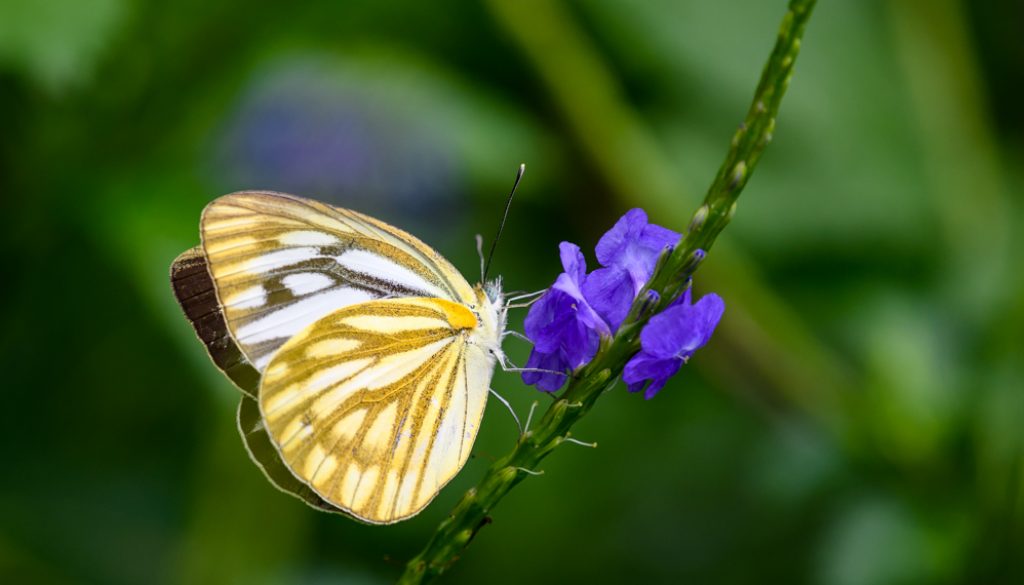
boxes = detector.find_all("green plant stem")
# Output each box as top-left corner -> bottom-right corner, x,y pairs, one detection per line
397,1 -> 816,582
646,0 -> 814,302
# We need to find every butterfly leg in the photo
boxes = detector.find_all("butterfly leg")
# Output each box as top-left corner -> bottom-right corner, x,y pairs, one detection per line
495,353 -> 565,377
501,330 -> 533,344
488,388 -> 523,435
506,289 -> 548,303
505,290 -> 548,310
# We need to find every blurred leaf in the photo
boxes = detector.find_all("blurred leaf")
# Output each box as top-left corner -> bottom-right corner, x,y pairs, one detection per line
583,0 -> 932,251
856,294 -> 963,465
887,0 -> 1014,321
818,495 -> 968,585
0,0 -> 127,92
751,423 -> 839,506
174,405 -> 312,585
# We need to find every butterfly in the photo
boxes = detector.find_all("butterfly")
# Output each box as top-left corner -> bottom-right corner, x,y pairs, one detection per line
170,190 -> 508,524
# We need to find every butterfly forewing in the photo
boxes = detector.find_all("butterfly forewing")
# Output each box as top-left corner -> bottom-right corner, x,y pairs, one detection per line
258,297 -> 492,524
200,191 -> 477,370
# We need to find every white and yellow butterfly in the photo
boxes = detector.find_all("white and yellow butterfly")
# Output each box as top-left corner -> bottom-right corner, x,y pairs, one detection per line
170,190 -> 508,524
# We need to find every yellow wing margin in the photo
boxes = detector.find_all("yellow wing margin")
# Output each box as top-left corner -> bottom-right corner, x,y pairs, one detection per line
258,297 -> 493,524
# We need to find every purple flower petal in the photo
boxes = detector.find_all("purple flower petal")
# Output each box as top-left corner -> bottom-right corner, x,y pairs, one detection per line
521,349 -> 569,392
558,241 -> 587,284
581,266 -> 637,330
642,223 -> 682,254
549,243 -> 609,335
623,289 -> 724,399
520,240 -> 609,392
623,351 -> 682,399
595,209 -> 649,267
640,292 -> 724,359
523,289 -> 562,352
588,209 -> 682,331
595,209 -> 680,283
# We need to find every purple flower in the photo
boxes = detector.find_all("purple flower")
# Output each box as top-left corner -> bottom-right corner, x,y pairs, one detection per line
521,243 -> 611,392
582,209 -> 680,330
520,208 -> 720,397
622,289 -> 724,399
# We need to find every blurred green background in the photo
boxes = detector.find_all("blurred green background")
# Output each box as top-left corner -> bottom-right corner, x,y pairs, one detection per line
2,0 -> 1022,583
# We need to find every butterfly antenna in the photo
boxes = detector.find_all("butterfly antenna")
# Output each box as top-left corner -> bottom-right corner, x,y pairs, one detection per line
482,163 -> 525,281
475,234 -> 486,282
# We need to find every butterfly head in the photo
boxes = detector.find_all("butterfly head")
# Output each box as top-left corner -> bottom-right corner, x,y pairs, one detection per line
483,276 -> 504,304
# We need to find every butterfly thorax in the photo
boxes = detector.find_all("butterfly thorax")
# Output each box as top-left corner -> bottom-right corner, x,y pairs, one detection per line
472,281 -> 506,362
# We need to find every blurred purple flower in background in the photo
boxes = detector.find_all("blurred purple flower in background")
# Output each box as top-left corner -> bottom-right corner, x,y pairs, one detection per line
622,289 -> 724,399
521,209 -> 722,396
212,59 -> 461,238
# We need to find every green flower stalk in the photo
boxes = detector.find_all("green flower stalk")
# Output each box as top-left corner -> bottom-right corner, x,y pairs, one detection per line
397,0 -> 817,582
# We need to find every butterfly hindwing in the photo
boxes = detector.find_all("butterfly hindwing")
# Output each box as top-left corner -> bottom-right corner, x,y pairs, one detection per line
200,191 -> 477,371
236,394 -> 353,516
258,297 -> 492,524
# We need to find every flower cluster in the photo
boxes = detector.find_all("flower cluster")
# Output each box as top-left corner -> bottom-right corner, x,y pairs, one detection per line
521,209 -> 724,398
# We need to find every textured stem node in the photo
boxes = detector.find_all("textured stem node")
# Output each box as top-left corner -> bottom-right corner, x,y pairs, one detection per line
729,162 -> 748,190
688,204 -> 710,232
